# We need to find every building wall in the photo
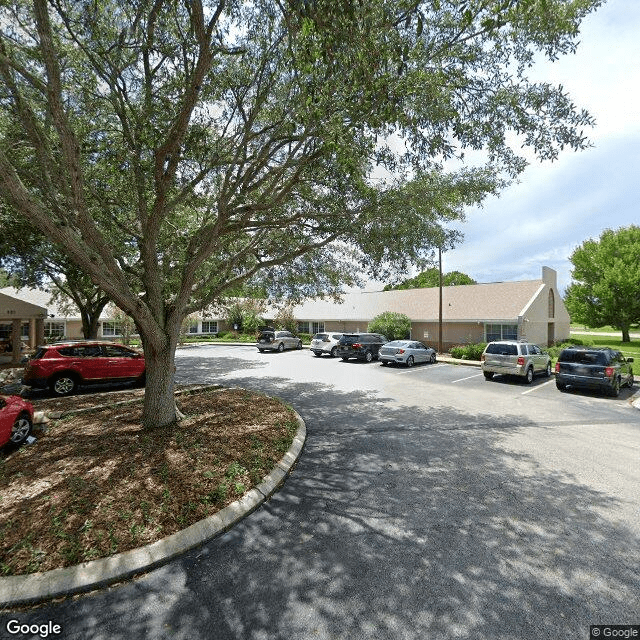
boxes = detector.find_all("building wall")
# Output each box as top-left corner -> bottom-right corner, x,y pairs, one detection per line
410,321 -> 485,350
520,271 -> 570,346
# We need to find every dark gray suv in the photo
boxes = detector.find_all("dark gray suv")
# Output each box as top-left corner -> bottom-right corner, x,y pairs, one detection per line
336,333 -> 388,362
555,347 -> 634,397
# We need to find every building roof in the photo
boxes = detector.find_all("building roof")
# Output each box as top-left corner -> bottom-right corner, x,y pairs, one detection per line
289,279 -> 545,323
0,289 -> 48,319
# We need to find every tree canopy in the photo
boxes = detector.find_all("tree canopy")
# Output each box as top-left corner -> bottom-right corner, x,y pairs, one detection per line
564,226 -> 640,343
368,312 -> 412,341
0,0 -> 602,428
385,268 -> 476,290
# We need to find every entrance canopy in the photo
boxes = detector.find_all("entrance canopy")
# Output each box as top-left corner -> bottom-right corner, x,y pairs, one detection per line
0,291 -> 47,365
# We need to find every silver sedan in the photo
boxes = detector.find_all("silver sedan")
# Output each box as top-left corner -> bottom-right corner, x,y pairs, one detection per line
379,340 -> 437,367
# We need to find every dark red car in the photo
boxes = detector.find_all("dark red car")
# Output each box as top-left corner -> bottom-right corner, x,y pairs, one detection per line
0,395 -> 34,447
22,341 -> 146,396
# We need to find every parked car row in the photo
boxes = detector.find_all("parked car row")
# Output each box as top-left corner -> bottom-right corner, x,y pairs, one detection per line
480,340 -> 634,397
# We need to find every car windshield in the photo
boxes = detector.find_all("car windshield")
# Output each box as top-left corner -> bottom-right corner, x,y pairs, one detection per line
560,350 -> 608,365
339,335 -> 360,345
486,343 -> 518,356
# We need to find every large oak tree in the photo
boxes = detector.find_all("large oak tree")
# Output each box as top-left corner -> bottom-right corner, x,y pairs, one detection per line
0,0 -> 600,428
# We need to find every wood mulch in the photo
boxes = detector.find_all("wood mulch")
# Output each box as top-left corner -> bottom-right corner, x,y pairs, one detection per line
0,386 -> 298,576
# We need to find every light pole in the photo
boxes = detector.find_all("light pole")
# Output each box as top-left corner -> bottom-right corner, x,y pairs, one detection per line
438,245 -> 443,354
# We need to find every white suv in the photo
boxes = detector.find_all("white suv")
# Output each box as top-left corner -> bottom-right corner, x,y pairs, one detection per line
481,341 -> 552,383
310,333 -> 343,357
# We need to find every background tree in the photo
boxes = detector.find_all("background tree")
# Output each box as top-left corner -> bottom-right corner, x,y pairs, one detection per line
385,268 -> 476,290
0,209 -> 110,338
0,0 -> 600,428
274,306 -> 298,335
368,312 -> 412,341
565,226 -> 640,343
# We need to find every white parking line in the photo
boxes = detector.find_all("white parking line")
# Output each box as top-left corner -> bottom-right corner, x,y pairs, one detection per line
395,363 -> 448,374
521,378 -> 556,395
451,372 -> 483,383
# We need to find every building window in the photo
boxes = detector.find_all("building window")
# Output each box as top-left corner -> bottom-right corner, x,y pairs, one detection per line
44,321 -> 65,338
188,321 -> 199,334
297,321 -> 310,334
312,321 -> 325,334
201,320 -> 218,334
21,323 -> 29,338
548,289 -> 555,318
485,323 -> 518,342
102,321 -> 123,337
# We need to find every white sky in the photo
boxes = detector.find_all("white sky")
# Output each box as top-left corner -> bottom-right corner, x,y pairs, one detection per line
373,0 -> 640,294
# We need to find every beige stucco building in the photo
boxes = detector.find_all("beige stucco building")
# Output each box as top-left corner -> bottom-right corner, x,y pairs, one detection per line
286,266 -> 569,349
1,266 -> 569,351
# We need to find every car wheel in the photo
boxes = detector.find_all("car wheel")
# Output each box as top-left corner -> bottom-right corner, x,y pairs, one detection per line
313,351 -> 322,357
50,374 -> 77,396
556,381 -> 566,391
330,346 -> 337,358
258,349 -> 264,353
380,361 -> 387,366
364,351 -> 373,363
483,372 -> 494,380
525,367 -> 534,384
430,352 -> 436,364
609,377 -> 620,397
406,356 -> 414,368
277,342 -> 284,353
341,357 -> 350,362
297,340 -> 302,350
545,362 -> 552,377
10,413 -> 32,445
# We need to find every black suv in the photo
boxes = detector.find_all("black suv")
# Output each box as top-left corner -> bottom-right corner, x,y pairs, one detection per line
336,333 -> 388,362
555,347 -> 634,397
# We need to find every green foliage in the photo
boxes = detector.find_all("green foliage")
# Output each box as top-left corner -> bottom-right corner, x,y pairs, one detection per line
0,0 -> 603,428
565,226 -> 640,342
546,338 -> 594,362
449,343 -> 487,360
367,312 -> 412,341
385,268 -> 476,290
274,306 -> 298,334
224,300 -> 265,334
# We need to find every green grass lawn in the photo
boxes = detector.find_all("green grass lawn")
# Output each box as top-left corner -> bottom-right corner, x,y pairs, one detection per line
570,324 -> 640,334
567,333 -> 640,359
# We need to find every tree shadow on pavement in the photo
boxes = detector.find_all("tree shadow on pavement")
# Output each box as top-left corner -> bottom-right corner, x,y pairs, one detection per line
3,373 -> 639,640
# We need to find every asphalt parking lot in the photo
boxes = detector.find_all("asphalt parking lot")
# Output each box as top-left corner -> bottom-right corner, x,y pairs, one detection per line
3,343 -> 639,640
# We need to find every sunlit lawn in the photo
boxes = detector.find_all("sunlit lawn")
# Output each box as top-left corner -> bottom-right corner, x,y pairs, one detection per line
569,333 -> 640,360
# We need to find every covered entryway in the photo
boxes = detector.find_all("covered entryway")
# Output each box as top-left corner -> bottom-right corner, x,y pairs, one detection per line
0,291 -> 47,366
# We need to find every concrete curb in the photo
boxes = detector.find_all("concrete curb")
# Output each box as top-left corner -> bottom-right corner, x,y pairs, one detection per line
0,413 -> 306,608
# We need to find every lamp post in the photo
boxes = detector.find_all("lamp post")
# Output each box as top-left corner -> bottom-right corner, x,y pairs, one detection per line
438,246 -> 443,354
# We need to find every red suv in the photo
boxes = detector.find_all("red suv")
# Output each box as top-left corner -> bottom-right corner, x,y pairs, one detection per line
22,341 -> 146,396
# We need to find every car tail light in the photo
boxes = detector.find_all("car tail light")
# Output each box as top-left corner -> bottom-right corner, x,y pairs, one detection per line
352,343 -> 361,349
555,362 -> 560,372
517,356 -> 525,366
605,366 -> 614,377
398,349 -> 405,354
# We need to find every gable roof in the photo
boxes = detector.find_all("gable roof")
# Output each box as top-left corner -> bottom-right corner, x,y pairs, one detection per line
290,279 -> 545,323
0,289 -> 48,319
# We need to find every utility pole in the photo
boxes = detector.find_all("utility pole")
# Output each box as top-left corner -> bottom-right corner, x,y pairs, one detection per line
438,246 -> 443,354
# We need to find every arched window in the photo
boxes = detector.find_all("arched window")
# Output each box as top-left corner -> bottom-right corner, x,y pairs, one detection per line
548,289 -> 555,318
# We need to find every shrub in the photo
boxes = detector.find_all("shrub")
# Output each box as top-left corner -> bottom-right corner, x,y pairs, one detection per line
367,312 -> 412,341
449,343 -> 486,360
547,338 -> 594,362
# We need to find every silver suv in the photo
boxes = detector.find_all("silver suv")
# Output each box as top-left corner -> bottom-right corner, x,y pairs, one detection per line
481,341 -> 551,383
257,330 -> 302,353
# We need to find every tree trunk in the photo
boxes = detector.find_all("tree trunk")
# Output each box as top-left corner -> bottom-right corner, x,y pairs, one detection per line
621,326 -> 631,343
140,331 -> 179,430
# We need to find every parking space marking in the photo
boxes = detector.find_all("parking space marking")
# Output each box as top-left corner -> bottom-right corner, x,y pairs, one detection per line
451,372 -> 483,383
521,378 -> 556,395
395,363 -> 448,374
